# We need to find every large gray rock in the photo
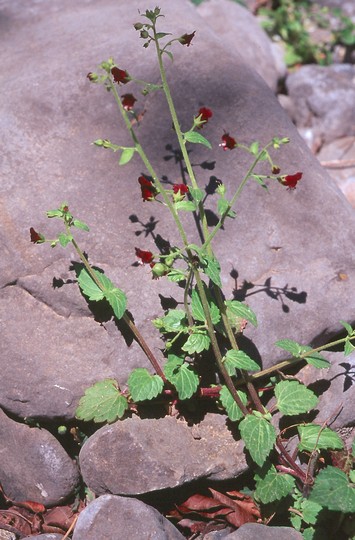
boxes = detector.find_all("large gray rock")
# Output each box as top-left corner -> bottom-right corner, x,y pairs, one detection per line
197,0 -> 284,91
225,523 -> 303,539
286,64 -> 355,144
0,408 -> 79,506
1,0 -> 355,423
72,494 -> 185,540
79,413 -> 247,495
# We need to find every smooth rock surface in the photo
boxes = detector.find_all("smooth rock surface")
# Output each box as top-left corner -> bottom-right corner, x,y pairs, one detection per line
72,494 -> 185,540
79,413 -> 247,495
225,523 -> 303,539
286,64 -> 355,144
1,0 -> 355,424
0,408 -> 79,506
197,0 -> 283,91
22,536 -> 63,540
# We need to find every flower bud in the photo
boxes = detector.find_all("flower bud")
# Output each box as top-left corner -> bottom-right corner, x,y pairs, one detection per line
140,30 -> 149,39
134,22 -> 144,30
151,263 -> 168,278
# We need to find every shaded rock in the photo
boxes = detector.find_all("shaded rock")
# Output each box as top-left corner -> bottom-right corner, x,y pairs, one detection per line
286,64 -> 355,144
1,0 -> 355,425
225,523 -> 303,539
0,532 -> 16,540
72,494 -> 185,540
79,413 -> 247,495
317,136 -> 355,208
197,0 -> 284,91
298,350 -> 355,432
0,408 -> 79,506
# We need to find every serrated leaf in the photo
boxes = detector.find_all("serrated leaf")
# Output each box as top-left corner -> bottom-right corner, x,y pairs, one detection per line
225,300 -> 257,327
344,339 -> 355,356
239,413 -> 276,466
254,463 -> 295,503
153,309 -> 187,333
298,424 -> 344,452
75,379 -> 128,423
167,269 -> 187,282
184,131 -> 212,149
219,385 -> 247,421
128,368 -> 164,402
309,466 -> 355,513
174,200 -> 196,211
104,287 -> 127,320
58,233 -> 72,247
224,350 -> 260,374
275,380 -> 318,415
217,198 -> 236,218
191,285 -> 220,325
182,331 -> 211,354
202,256 -> 222,287
76,267 -> 105,301
301,499 -> 322,525
340,320 -> 354,335
164,354 -> 199,400
119,147 -> 135,165
73,219 -> 90,231
301,347 -> 330,368
189,188 -> 203,203
275,339 -> 302,357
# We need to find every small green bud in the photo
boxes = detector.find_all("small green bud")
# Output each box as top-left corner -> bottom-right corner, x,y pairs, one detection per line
134,22 -> 144,30
58,426 -> 67,435
151,263 -> 168,278
140,30 -> 149,39
165,256 -> 175,267
216,183 -> 226,196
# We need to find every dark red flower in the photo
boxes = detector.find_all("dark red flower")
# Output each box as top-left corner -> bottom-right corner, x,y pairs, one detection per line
135,247 -> 154,264
138,175 -> 156,201
196,107 -> 213,128
173,184 -> 189,194
272,166 -> 281,175
86,72 -> 98,82
111,67 -> 130,84
30,227 -> 44,244
220,133 -> 237,151
179,31 -> 196,47
279,171 -> 303,189
121,94 -> 137,110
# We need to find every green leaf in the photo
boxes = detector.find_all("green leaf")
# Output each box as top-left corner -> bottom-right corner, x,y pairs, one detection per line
191,285 -> 220,325
249,141 -> 259,156
189,188 -> 204,204
223,350 -> 260,375
301,347 -> 330,368
128,368 -> 164,402
174,200 -> 196,212
344,339 -> 355,356
217,198 -> 236,218
76,267 -> 105,301
275,339 -> 303,357
184,131 -> 212,149
167,269 -> 187,282
275,380 -> 318,415
155,32 -> 172,39
104,287 -> 127,320
58,233 -> 72,247
119,147 -> 135,165
239,413 -> 276,466
309,466 -> 355,513
298,424 -> 344,452
251,174 -> 268,189
47,209 -> 64,219
153,309 -> 187,333
219,385 -> 247,421
340,320 -> 354,335
254,463 -> 295,503
73,219 -> 90,232
202,256 -> 222,288
75,379 -> 128,423
225,300 -> 257,327
163,354 -> 199,400
182,331 -> 211,354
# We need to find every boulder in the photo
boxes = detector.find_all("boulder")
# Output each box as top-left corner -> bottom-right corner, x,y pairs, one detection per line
79,413 -> 247,495
0,408 -> 79,506
1,0 -> 354,426
72,494 -> 185,540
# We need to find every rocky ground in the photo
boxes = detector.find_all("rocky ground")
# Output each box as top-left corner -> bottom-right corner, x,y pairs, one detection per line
0,0 -> 354,538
